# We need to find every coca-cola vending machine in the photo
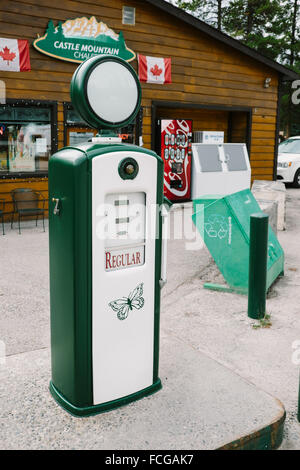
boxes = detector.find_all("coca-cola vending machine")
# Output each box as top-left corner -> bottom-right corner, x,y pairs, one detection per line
158,119 -> 193,202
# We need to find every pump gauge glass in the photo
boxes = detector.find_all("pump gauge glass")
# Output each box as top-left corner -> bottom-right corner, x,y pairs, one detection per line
70,55 -> 141,130
86,61 -> 138,124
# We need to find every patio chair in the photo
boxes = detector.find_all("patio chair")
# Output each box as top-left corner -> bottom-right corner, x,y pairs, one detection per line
11,188 -> 46,234
0,198 -> 5,235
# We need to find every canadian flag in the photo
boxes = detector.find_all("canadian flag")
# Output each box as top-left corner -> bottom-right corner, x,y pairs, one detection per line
138,54 -> 171,84
0,38 -> 30,72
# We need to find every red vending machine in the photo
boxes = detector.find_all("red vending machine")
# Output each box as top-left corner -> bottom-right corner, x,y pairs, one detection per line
159,119 -> 193,202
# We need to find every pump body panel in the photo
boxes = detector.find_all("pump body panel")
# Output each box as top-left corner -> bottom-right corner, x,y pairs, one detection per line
49,143 -> 164,416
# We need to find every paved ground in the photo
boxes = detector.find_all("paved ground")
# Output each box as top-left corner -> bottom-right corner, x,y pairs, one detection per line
166,189 -> 300,449
0,188 -> 300,449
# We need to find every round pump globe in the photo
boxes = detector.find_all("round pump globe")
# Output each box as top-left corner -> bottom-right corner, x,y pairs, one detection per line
70,55 -> 141,130
87,61 -> 138,123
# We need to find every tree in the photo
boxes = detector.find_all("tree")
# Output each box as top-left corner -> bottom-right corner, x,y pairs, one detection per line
175,1 -> 288,60
56,21 -> 64,39
222,0 -> 287,61
288,0 -> 300,68
278,0 -> 300,136
118,30 -> 125,45
176,0 -> 225,30
46,20 -> 56,37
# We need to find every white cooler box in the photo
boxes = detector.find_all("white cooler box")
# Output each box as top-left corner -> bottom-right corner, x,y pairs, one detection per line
191,143 -> 251,199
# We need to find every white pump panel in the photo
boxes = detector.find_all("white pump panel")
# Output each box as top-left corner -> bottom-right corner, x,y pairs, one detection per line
92,151 -> 157,405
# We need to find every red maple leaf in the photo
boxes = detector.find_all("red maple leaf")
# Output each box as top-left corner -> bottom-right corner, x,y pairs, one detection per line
0,46 -> 16,65
150,64 -> 162,77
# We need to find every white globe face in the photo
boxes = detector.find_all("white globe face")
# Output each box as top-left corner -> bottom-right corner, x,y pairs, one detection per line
86,61 -> 139,124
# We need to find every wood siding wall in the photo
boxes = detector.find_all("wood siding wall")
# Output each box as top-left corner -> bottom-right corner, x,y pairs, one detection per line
0,0 -> 279,214
156,108 -> 231,143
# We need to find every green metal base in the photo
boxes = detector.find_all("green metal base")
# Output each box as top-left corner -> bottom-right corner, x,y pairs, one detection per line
218,408 -> 286,450
49,379 -> 162,417
203,271 -> 285,297
203,282 -> 247,295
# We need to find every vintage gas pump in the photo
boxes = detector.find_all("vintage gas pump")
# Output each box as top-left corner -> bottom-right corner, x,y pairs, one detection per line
48,56 -> 168,416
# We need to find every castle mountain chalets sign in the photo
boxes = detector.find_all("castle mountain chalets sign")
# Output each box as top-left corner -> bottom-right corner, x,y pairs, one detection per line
33,17 -> 136,63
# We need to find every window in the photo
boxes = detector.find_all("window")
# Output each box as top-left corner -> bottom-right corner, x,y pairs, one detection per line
279,138 -> 300,154
64,103 -> 140,146
122,6 -> 135,25
0,100 -> 57,177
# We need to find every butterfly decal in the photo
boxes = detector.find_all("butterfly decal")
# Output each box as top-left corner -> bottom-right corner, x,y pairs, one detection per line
108,283 -> 145,320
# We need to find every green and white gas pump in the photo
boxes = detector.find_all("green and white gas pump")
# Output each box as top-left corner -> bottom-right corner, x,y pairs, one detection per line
48,55 -> 168,416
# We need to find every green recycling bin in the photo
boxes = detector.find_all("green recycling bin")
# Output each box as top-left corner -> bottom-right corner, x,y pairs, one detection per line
192,189 -> 284,294
48,55 -> 168,417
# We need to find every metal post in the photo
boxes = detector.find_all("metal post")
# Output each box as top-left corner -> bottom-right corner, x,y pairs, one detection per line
248,213 -> 269,319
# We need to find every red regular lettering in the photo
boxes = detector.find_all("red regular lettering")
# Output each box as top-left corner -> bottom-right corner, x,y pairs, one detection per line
105,250 -> 142,270
106,251 -> 112,269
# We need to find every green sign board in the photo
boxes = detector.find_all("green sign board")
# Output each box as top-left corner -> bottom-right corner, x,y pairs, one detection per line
33,16 -> 136,63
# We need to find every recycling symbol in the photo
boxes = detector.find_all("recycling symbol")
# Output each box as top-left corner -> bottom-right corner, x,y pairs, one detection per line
204,214 -> 229,240
268,243 -> 277,260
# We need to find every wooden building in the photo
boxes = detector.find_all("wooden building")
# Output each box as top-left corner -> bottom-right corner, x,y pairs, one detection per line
0,0 -> 298,217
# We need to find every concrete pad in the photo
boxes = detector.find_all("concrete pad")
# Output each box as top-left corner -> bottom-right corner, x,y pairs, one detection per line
256,199 -> 278,235
0,337 -> 284,450
0,221 -> 50,355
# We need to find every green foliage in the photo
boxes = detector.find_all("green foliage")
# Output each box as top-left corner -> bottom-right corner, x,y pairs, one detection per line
277,1 -> 300,135
279,0 -> 300,67
46,20 -> 56,37
280,80 -> 300,137
57,21 -> 64,38
176,0 -> 224,30
118,31 -> 125,44
251,314 -> 272,329
222,0 -> 288,61
175,1 -> 300,65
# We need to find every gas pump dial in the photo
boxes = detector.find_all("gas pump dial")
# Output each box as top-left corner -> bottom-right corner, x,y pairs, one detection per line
118,157 -> 139,179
